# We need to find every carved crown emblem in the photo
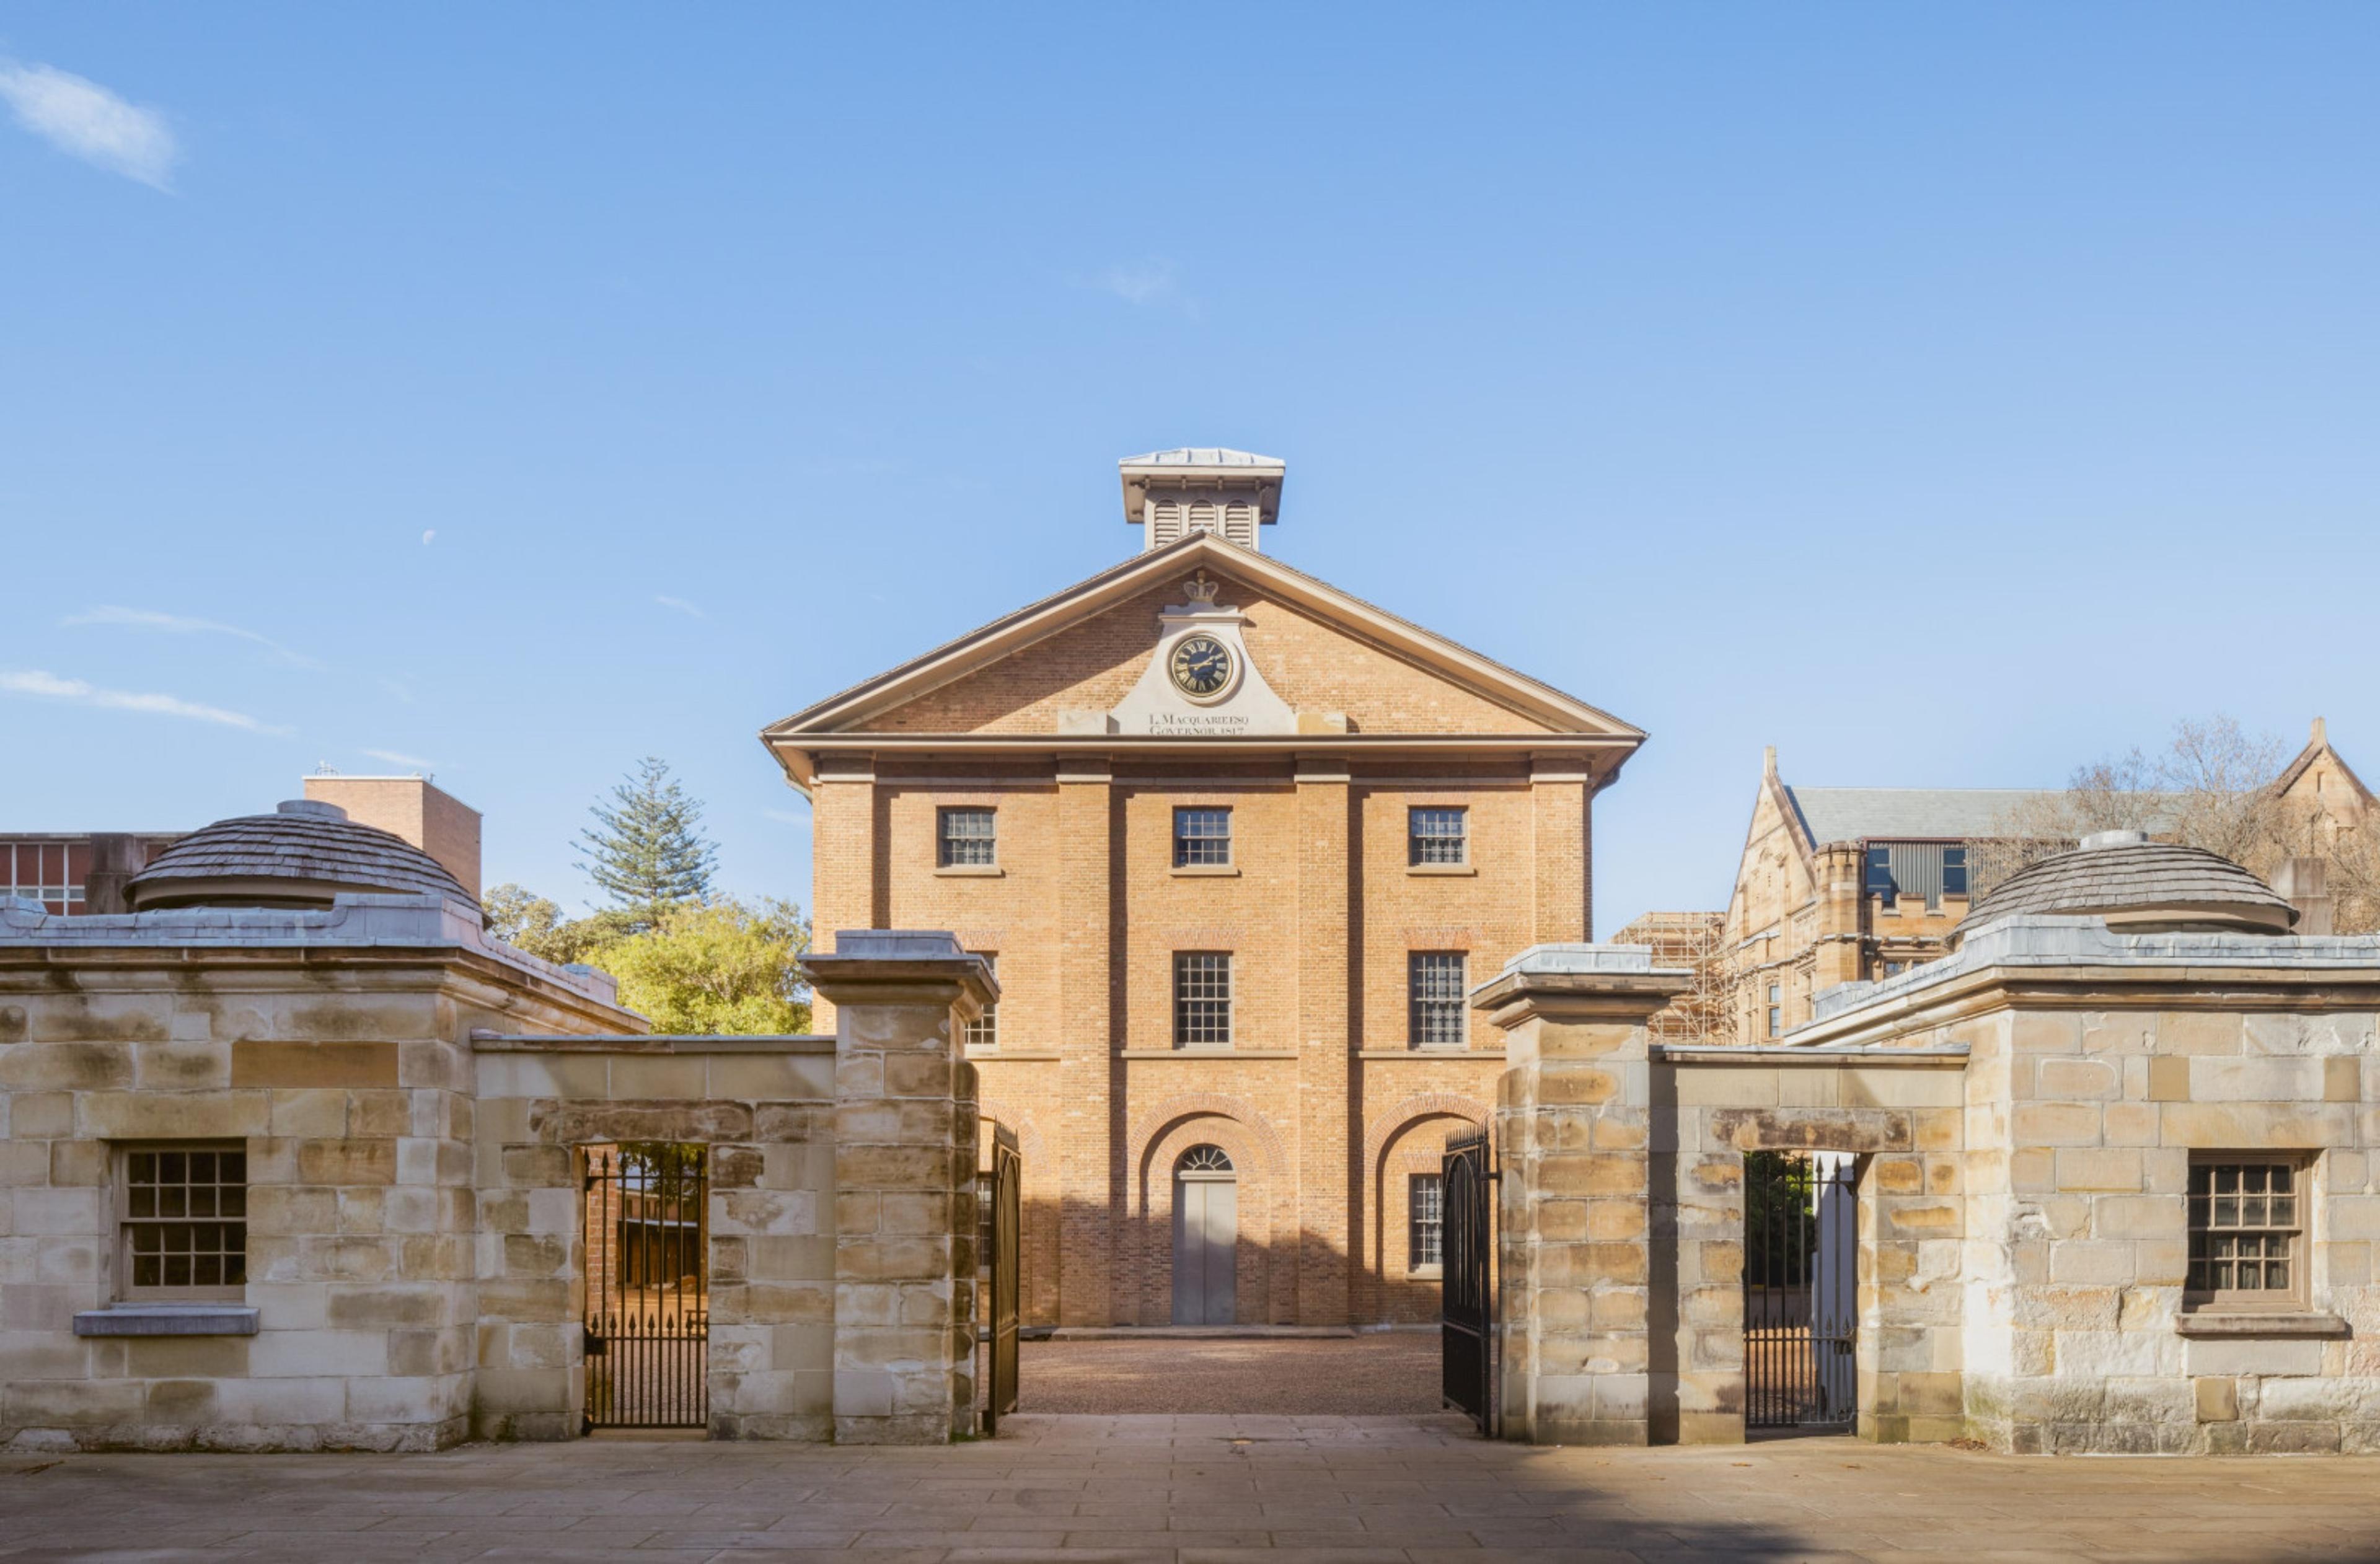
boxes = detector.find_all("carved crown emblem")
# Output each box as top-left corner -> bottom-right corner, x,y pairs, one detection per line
1183,572 -> 1220,607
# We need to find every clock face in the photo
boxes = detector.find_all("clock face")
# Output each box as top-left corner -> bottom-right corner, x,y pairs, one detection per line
1168,634 -> 1234,698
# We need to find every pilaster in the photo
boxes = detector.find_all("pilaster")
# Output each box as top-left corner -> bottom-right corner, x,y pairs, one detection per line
805,757 -> 878,1034
1473,944 -> 1690,1446
1295,756 -> 1354,1324
802,931 -> 994,1445
1530,763 -> 1590,944
1056,757 -> 1116,1325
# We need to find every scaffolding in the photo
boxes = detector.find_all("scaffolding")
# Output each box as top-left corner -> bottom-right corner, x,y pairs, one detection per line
1611,909 -> 1737,1047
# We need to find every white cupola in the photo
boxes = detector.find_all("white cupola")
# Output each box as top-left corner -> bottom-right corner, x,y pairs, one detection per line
1119,448 -> 1285,552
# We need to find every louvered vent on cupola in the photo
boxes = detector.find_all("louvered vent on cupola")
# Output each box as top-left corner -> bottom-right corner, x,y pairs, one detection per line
1119,448 -> 1285,554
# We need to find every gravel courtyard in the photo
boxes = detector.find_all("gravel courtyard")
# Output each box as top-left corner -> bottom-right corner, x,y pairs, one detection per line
4,1413 -> 2379,1562
1015,1333 -> 1444,1415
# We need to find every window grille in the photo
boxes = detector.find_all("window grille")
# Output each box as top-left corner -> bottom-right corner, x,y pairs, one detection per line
1174,807 -> 1232,866
964,953 -> 998,1048
1173,952 -> 1232,1047
1408,952 -> 1468,1048
1409,807 -> 1468,866
938,807 -> 996,867
2189,1159 -> 2302,1303
121,1145 -> 247,1297
1766,982 -> 1782,1039
1178,1144 -> 1233,1174
1409,1172 -> 1444,1270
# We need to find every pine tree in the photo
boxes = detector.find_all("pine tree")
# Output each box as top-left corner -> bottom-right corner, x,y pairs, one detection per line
576,757 -> 718,928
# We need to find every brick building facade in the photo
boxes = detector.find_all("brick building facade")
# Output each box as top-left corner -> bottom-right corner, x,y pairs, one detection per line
763,450 -> 1644,1327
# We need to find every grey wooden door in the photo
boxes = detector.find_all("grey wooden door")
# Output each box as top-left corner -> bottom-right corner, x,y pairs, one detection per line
1171,1150 -> 1237,1325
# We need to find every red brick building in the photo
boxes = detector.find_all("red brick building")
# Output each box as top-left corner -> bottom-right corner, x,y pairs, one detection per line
764,450 -> 1644,1327
0,834 -> 178,915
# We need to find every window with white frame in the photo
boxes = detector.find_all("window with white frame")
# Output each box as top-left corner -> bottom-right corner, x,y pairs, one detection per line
2188,1156 -> 2305,1309
120,1144 -> 247,1299
1174,807 -> 1232,867
938,807 -> 996,867
964,953 -> 997,1048
3,841 -> 84,914
1408,952 -> 1468,1048
1409,1173 -> 1444,1272
1408,807 -> 1468,866
1173,952 -> 1232,1047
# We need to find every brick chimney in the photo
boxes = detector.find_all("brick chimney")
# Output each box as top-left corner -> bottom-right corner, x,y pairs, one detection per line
301,774 -> 483,898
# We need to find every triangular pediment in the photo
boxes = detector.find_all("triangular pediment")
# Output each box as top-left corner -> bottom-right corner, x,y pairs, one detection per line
763,534 -> 1639,745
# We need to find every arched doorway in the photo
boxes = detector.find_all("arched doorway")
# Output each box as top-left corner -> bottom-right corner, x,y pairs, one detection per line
1171,1144 -> 1236,1324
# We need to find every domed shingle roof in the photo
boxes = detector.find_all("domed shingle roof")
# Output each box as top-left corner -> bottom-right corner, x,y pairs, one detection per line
1952,830 -> 2295,945
128,800 -> 477,913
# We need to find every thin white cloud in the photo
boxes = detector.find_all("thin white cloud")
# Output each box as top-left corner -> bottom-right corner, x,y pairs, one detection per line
63,605 -> 320,667
762,808 -> 811,829
421,529 -> 437,546
1084,258 -> 1192,311
0,59 -> 176,190
378,678 -> 416,705
361,748 -> 438,771
656,595 -> 707,620
0,669 -> 286,734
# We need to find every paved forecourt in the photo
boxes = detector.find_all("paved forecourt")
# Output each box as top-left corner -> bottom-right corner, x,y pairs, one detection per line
4,1415 -> 2379,1562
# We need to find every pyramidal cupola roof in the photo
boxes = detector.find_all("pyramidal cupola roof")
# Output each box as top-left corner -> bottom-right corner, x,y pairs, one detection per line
1950,830 -> 2295,946
1120,447 -> 1285,550
128,800 -> 480,916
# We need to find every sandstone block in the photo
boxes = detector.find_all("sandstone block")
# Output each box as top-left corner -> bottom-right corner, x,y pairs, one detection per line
2011,1100 -> 2101,1148
76,1091 -> 268,1140
231,1041 -> 399,1090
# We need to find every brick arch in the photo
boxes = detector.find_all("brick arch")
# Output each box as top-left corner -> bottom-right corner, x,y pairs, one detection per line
1122,1096 -> 1294,1326
1127,1092 -> 1289,1179
1360,1096 -> 1489,1324
1360,1092 -> 1488,1177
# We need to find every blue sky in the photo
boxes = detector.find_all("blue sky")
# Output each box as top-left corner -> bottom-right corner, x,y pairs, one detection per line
4,4 -> 2378,929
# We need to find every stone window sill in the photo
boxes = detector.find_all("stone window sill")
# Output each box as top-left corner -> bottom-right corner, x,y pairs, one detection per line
2174,1311 -> 2348,1339
1119,1048 -> 1297,1060
1406,864 -> 1475,877
75,1304 -> 260,1337
1357,1047 -> 1498,1060
968,1049 -> 1060,1061
1408,1265 -> 1444,1281
1170,864 -> 1240,877
934,865 -> 1003,878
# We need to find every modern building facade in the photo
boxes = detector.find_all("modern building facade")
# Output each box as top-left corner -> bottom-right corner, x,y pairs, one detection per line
764,449 -> 1645,1327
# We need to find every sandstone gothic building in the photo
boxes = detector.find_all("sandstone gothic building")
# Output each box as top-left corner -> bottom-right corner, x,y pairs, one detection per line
762,449 -> 1642,1327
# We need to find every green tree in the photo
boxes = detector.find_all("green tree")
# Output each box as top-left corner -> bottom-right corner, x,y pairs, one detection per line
577,757 -> 717,927
482,882 -> 564,950
584,897 -> 813,1035
482,883 -> 640,965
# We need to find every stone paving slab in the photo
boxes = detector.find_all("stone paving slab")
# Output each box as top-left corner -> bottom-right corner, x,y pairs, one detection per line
1,1415 -> 2377,1561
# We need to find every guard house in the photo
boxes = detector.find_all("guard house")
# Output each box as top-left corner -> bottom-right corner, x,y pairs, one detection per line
1471,829 -> 2380,1453
0,798 -> 996,1451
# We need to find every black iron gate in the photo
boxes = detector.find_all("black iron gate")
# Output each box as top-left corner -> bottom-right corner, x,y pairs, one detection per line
982,1124 -> 1020,1433
1441,1123 -> 1495,1432
1743,1150 -> 1856,1431
582,1143 -> 708,1432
